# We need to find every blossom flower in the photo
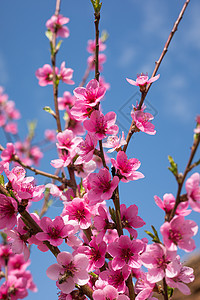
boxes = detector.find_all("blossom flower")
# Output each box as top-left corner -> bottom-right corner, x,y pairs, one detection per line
46,14 -> 70,38
73,79 -> 106,108
166,261 -> 194,295
134,272 -> 156,300
56,129 -> 82,154
154,193 -> 191,217
78,236 -> 107,271
94,205 -> 110,243
35,64 -> 57,86
7,253 -> 30,276
160,216 -> 198,252
74,160 -> 96,179
87,53 -> 106,71
58,91 -> 75,110
0,194 -> 18,230
87,38 -> 106,53
0,244 -> 14,266
103,132 -> 127,153
59,62 -> 74,85
83,110 -> 118,140
45,129 -> 56,142
62,197 -> 92,229
131,110 -> 156,135
36,216 -> 74,247
93,285 -> 129,300
140,243 -> 180,283
87,168 -> 119,206
120,203 -> 145,238
1,143 -> 15,162
5,122 -> 18,134
46,251 -> 89,294
126,73 -> 160,88
100,261 -> 130,293
111,151 -> 144,182
108,235 -> 144,270
75,133 -> 97,165
185,172 -> 200,212
0,274 -> 28,300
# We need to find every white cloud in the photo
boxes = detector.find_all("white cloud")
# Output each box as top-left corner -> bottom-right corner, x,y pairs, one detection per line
0,52 -> 8,85
118,46 -> 136,68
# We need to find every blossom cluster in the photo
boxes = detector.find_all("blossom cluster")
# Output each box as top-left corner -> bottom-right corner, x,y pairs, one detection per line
0,6 -> 200,300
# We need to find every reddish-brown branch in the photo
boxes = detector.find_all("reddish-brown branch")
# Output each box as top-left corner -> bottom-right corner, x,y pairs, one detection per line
169,134 -> 200,221
123,0 -> 191,153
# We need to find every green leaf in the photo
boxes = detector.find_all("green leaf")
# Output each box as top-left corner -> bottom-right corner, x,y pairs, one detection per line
27,120 -> 37,140
43,106 -> 56,118
168,155 -> 178,177
56,40 -> 63,52
101,30 -> 109,43
45,29 -> 53,42
167,286 -> 174,298
144,230 -> 155,239
0,175 -> 5,186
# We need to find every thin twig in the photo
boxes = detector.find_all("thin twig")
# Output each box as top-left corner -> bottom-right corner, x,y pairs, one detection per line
123,0 -> 191,152
169,134 -> 200,221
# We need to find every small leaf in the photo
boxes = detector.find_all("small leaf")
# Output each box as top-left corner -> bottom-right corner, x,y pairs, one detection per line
27,120 -> 37,140
101,30 -> 109,43
43,106 -> 56,119
144,230 -> 155,239
167,286 -> 174,298
45,29 -> 53,42
56,40 -> 63,52
0,175 -> 5,186
168,155 -> 178,177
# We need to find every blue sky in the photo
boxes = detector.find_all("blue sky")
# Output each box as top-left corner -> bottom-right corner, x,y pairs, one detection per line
0,0 -> 200,299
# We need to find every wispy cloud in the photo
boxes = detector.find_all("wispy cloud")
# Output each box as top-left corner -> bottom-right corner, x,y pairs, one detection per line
117,46 -> 136,68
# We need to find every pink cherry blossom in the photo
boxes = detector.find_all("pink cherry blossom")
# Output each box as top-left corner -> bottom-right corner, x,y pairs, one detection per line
0,244 -> 13,266
5,122 -> 18,134
75,133 -> 97,165
45,129 -> 56,142
100,261 -> 130,293
154,193 -> 191,217
140,243 -> 180,283
62,197 -> 92,229
87,39 -> 106,53
36,216 -> 74,247
46,251 -> 89,294
1,143 -> 15,162
8,253 -> 30,276
83,110 -> 118,140
103,132 -> 127,153
135,272 -> 156,300
73,79 -> 106,108
108,235 -> 144,270
58,91 -> 75,110
166,261 -> 194,295
186,172 -> 200,212
111,151 -> 144,182
87,168 -> 119,206
87,53 -> 106,71
94,205 -> 110,243
93,285 -> 129,300
131,110 -> 156,135
0,194 -> 18,230
46,14 -> 70,38
160,216 -> 198,252
126,73 -> 160,87
78,236 -> 107,271
35,64 -> 57,86
56,129 -> 81,155
59,62 -> 74,85
0,274 -> 28,300
120,203 -> 145,237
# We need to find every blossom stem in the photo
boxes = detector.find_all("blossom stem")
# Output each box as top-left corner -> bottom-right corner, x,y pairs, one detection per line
51,0 -> 62,133
169,133 -> 200,221
123,0 -> 190,153
0,143 -> 73,187
79,63 -> 93,87
163,278 -> 169,300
